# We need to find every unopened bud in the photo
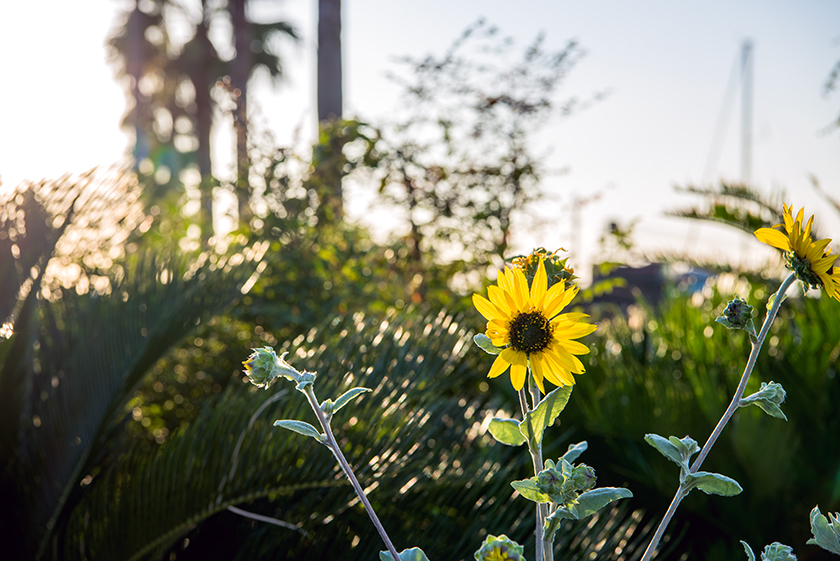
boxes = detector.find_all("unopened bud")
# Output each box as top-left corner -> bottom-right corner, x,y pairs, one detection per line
537,467 -> 563,496
716,296 -> 757,337
474,534 -> 525,561
242,347 -> 300,389
571,464 -> 597,493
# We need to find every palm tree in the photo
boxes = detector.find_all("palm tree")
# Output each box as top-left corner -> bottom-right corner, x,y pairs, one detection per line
227,0 -> 298,227
315,0 -> 344,221
108,0 -> 298,239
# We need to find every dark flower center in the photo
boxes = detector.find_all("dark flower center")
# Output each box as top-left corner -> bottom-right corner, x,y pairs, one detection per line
509,311 -> 553,354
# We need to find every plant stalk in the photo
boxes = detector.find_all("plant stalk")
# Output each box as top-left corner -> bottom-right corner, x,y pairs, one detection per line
640,272 -> 796,561
303,386 -> 402,561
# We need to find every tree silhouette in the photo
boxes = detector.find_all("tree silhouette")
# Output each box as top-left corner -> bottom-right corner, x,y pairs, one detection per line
108,0 -> 297,238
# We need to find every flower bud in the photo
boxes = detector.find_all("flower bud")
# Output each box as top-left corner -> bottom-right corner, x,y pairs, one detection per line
571,464 -> 597,493
537,467 -> 563,496
474,534 -> 525,561
242,347 -> 300,389
716,296 -> 757,337
512,248 -> 577,290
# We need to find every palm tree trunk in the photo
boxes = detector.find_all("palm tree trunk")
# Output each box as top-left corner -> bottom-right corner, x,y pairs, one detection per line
317,0 -> 342,122
230,0 -> 251,228
316,0 -> 343,221
193,21 -> 215,242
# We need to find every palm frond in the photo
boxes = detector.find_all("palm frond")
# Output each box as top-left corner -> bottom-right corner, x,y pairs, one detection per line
6,245 -> 259,559
64,310 -> 650,561
668,182 -> 784,237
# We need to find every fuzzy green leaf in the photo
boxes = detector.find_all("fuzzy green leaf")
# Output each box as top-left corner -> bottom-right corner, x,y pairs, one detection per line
740,381 -> 788,421
561,441 -> 588,463
273,420 -> 324,442
473,333 -> 504,355
511,478 -> 552,503
379,547 -> 432,561
741,541 -> 757,561
520,385 -> 573,448
488,417 -> 527,446
807,506 -> 840,555
684,471 -> 743,496
645,434 -> 686,468
668,435 -> 699,463
572,487 -> 634,519
332,387 -> 371,415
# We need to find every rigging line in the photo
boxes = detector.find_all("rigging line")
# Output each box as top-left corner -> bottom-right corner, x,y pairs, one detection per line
702,47 -> 743,184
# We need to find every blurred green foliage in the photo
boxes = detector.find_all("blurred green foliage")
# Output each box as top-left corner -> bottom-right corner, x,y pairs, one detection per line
564,279 -> 840,560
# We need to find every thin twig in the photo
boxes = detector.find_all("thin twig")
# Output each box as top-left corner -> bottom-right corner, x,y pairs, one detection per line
227,505 -> 311,538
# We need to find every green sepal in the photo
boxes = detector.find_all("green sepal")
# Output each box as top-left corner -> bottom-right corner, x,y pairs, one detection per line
488,417 -> 526,446
807,506 -> 840,555
758,543 -> 797,561
295,371 -> 317,392
273,420 -> 324,443
561,441 -> 588,463
332,387 -> 371,415
319,398 -> 334,415
519,385 -> 573,449
474,333 -> 504,355
683,471 -> 743,496
740,381 -> 787,421
741,541 -> 757,561
379,547 -> 431,561
510,478 -> 551,503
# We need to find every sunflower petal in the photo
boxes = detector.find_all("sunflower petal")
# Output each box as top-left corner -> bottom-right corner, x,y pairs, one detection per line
510,364 -> 528,391
529,355 -> 546,393
472,293 -> 505,321
552,321 -> 598,339
754,228 -> 792,251
555,338 -> 592,355
530,260 -> 547,305
542,351 -> 575,385
487,354 -> 510,379
511,268 -> 530,309
488,285 -> 516,315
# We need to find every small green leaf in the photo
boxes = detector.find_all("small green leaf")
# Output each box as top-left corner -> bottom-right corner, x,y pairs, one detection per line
807,506 -> 840,555
488,417 -> 526,446
759,543 -> 797,561
741,541 -> 757,561
668,435 -> 700,462
474,333 -> 504,355
572,487 -> 634,519
645,434 -> 686,468
379,546 -> 431,561
332,387 -> 371,414
740,381 -> 788,421
545,506 -> 577,523
684,471 -> 743,496
273,420 -> 324,442
511,478 -> 552,503
519,385 -> 573,448
561,441 -> 588,463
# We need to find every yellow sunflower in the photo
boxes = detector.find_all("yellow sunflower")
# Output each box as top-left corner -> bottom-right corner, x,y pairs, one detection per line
754,203 -> 840,301
472,259 -> 597,393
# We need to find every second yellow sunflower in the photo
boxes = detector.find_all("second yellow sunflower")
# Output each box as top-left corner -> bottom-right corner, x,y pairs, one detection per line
472,259 -> 596,393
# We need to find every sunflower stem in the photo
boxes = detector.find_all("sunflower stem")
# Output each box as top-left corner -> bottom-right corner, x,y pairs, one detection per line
639,272 -> 797,561
519,384 -> 546,561
301,385 -> 402,561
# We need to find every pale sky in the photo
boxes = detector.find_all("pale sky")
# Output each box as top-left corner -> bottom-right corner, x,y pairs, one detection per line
1,0 -> 838,278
